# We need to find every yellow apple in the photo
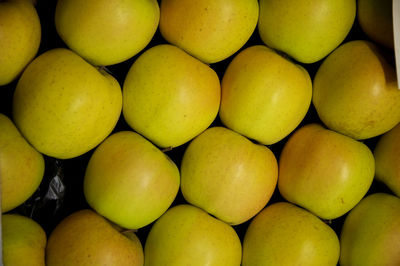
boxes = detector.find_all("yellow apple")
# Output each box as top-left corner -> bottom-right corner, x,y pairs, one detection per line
278,123 -> 375,219
242,202 -> 340,266
358,0 -> 393,49
313,40 -> 400,140
46,209 -> 144,265
13,48 -> 122,159
2,214 -> 46,266
159,0 -> 258,63
0,113 -> 44,213
144,204 -> 242,266
180,126 -> 278,225
84,131 -> 180,229
374,123 -> 400,197
123,44 -> 220,148
0,0 -> 41,85
312,41 -> 400,139
258,0 -> 355,64
220,45 -> 312,145
55,0 -> 159,66
340,193 -> 400,266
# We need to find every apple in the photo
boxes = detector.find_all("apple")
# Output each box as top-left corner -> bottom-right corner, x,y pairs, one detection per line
220,45 -> 312,145
0,0 -> 41,85
2,214 -> 46,266
55,0 -> 159,66
242,202 -> 340,266
374,123 -> 400,197
159,0 -> 258,63
144,204 -> 242,266
123,44 -> 220,148
358,0 -> 393,49
12,48 -> 122,159
0,113 -> 44,213
278,123 -> 375,219
313,40 -> 400,140
258,0 -> 355,63
180,126 -> 278,225
46,209 -> 144,265
340,193 -> 400,265
84,131 -> 180,229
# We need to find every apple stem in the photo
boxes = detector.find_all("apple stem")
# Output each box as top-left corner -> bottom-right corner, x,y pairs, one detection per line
162,146 -> 173,152
121,228 -> 138,233
323,219 -> 332,225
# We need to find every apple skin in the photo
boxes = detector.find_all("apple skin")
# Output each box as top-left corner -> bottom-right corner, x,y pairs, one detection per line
12,48 -> 122,159
55,0 -> 159,66
340,193 -> 400,266
159,0 -> 258,63
278,123 -> 375,220
374,123 -> 400,197
220,45 -> 312,145
144,204 -> 242,266
46,209 -> 144,266
0,0 -> 41,85
180,126 -> 278,225
0,113 -> 44,213
358,0 -> 393,49
258,0 -> 355,64
242,202 -> 340,266
84,131 -> 180,229
2,214 -> 46,266
123,44 -> 220,148
313,40 -> 400,140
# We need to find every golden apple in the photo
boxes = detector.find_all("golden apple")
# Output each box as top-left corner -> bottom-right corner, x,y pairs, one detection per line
220,45 -> 312,145
340,193 -> 400,265
181,126 -> 278,225
46,209 -> 144,265
144,204 -> 242,266
123,44 -> 220,148
2,214 -> 46,266
0,0 -> 41,85
313,40 -> 400,139
159,0 -> 258,63
358,0 -> 393,49
278,124 -> 375,219
258,0 -> 355,63
242,202 -> 340,266
0,113 -> 44,213
374,123 -> 400,197
84,131 -> 180,229
55,0 -> 159,66
13,48 -> 122,159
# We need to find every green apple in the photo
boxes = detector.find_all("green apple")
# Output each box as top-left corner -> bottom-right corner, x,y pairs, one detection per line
242,202 -> 340,266
55,0 -> 159,66
0,0 -> 41,85
358,0 -> 393,49
340,193 -> 400,265
159,0 -> 258,63
144,204 -> 242,266
278,123 -> 374,219
258,0 -> 355,64
2,214 -> 46,266
220,45 -> 312,145
0,113 -> 44,213
84,131 -> 180,229
123,44 -> 220,148
374,123 -> 400,197
13,48 -> 122,159
313,40 -> 400,140
46,209 -> 143,265
181,126 -> 278,225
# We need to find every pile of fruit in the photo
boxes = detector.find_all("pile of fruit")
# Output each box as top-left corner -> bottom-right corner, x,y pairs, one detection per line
1,0 -> 400,265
